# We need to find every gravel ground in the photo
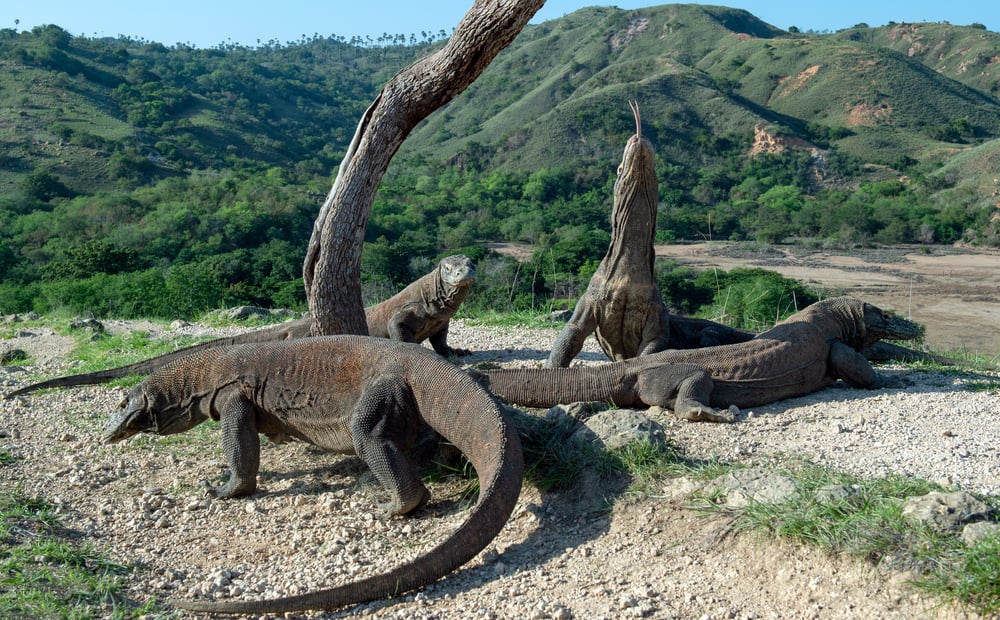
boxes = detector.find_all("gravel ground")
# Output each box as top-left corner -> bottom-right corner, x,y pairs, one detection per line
1,316 -> 997,619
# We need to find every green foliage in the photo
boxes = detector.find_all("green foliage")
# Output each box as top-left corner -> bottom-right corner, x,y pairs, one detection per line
915,533 -> 1000,614
655,260 -> 716,314
1,10 -> 1000,318
22,170 -> 73,201
693,267 -> 820,329
43,240 -> 141,280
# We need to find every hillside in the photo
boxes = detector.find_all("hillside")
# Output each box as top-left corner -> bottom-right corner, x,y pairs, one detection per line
404,5 -> 1000,171
2,4 -> 1000,319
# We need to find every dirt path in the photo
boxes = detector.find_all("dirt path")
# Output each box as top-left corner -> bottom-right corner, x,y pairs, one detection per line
651,243 -> 1000,355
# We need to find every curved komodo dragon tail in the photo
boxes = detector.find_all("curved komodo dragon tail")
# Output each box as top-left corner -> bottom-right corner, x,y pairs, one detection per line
3,319 -> 311,399
169,340 -> 523,614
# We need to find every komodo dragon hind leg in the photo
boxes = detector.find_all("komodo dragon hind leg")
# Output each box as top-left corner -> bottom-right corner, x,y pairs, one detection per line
675,370 -> 734,423
637,364 -> 734,423
350,377 -> 431,517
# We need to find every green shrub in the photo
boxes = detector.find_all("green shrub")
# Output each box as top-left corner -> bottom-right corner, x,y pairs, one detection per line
694,267 -> 819,329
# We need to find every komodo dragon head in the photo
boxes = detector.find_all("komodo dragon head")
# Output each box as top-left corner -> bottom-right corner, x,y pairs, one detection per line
817,297 -> 921,350
606,100 -> 657,271
103,382 -> 210,443
857,301 -> 921,347
439,254 -> 477,289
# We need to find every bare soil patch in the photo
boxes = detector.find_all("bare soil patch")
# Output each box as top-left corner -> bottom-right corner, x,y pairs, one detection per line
487,241 -> 999,355
652,242 -> 1000,356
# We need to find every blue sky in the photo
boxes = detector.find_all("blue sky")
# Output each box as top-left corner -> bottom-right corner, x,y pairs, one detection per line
6,1 -> 997,48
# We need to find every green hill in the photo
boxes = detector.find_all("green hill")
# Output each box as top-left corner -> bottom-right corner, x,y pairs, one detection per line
403,4 -> 1000,170
1,4 -> 999,318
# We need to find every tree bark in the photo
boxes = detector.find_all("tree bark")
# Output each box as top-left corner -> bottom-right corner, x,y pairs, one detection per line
304,0 -> 546,335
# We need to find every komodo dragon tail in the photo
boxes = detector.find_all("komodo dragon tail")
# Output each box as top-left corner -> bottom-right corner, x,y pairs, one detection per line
468,363 -> 644,409
4,318 -> 311,399
171,356 -> 524,614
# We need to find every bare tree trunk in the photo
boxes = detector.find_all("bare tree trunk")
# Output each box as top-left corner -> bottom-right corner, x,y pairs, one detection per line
304,0 -> 546,335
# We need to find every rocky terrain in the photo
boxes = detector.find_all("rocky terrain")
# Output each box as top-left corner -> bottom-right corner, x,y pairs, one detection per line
1,310 -> 998,619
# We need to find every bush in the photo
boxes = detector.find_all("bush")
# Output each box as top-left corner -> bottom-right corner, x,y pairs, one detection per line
33,264 -> 229,319
0,281 -> 42,314
43,240 -> 142,280
655,261 -> 715,314
693,267 -> 819,330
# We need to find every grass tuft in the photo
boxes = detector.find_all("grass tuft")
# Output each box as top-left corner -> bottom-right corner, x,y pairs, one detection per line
688,460 -> 1000,615
0,489 -> 137,618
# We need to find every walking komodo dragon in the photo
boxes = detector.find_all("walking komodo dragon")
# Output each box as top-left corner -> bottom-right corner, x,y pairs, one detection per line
472,297 -> 920,422
101,335 -> 523,614
4,254 -> 477,399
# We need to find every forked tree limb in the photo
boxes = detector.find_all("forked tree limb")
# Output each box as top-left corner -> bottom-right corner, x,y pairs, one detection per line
304,0 -> 546,335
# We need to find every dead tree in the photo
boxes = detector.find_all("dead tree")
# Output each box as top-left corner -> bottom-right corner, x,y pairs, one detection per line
304,0 -> 545,335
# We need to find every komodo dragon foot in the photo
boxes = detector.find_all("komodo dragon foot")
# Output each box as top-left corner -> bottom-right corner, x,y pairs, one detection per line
674,401 -> 738,423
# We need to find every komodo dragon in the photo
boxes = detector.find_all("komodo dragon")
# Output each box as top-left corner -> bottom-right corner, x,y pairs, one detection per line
472,297 -> 920,422
4,255 -> 477,399
102,335 -> 522,614
547,101 -> 672,368
365,252 -> 477,357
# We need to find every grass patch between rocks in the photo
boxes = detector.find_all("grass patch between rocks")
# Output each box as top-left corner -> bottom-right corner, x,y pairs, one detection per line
0,489 -> 147,619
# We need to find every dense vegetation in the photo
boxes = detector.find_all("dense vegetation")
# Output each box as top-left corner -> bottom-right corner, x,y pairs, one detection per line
1,5 -> 999,321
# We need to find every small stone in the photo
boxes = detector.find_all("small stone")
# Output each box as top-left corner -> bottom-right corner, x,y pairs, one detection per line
962,521 -> 1000,546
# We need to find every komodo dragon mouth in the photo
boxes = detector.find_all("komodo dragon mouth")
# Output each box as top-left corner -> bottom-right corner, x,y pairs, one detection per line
103,393 -> 209,443
103,401 -> 149,443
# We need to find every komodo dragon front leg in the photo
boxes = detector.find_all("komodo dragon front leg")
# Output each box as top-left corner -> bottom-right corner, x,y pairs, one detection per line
547,301 -> 599,368
215,394 -> 261,498
828,340 -> 907,389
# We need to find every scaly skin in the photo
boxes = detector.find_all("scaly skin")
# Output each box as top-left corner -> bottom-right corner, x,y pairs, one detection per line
4,318 -> 312,398
476,298 -> 920,421
104,335 -> 522,614
365,253 -> 477,356
547,101 -> 671,367
5,255 -> 476,399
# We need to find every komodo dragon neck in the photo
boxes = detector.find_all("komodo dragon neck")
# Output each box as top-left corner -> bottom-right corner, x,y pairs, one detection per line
602,99 -> 657,277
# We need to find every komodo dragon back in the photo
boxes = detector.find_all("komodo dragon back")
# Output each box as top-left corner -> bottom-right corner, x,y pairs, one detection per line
3,318 -> 312,399
111,336 -> 522,614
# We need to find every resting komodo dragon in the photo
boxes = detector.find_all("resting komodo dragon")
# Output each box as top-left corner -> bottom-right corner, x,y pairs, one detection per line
4,254 -> 477,399
102,335 -> 522,614
472,297 -> 920,422
546,101 -> 672,368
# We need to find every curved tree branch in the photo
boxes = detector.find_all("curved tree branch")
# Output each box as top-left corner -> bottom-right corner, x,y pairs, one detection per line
304,0 -> 546,335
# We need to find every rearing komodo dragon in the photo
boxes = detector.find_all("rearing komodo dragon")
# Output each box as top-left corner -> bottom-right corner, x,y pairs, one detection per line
103,335 -> 522,614
546,101 -> 672,368
4,254 -> 477,399
473,297 -> 919,422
